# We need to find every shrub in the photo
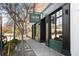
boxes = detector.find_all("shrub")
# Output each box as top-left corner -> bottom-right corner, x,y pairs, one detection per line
2,39 -> 21,56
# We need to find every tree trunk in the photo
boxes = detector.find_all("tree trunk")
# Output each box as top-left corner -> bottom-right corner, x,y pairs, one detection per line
14,21 -> 16,39
21,23 -> 24,56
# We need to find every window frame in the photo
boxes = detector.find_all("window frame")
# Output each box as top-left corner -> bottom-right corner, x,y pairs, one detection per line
51,9 -> 63,40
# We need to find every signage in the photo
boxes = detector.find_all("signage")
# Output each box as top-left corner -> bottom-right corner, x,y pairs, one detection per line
29,13 -> 41,23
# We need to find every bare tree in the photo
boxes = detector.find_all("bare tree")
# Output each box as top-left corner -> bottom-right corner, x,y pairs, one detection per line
0,3 -> 36,55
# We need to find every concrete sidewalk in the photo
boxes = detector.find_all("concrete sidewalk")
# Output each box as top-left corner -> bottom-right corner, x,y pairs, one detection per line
25,37 -> 64,56
13,40 -> 36,56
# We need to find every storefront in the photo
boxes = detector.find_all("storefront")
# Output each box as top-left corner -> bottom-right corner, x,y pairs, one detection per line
49,9 -> 63,54
32,3 -> 70,55
45,4 -> 70,55
35,22 -> 40,42
32,18 -> 46,43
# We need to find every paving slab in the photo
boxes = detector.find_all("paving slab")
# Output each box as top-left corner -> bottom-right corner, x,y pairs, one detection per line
25,37 -> 64,56
13,40 -> 36,56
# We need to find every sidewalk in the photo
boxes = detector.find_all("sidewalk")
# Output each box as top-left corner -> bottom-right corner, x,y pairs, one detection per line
25,37 -> 64,56
13,40 -> 36,56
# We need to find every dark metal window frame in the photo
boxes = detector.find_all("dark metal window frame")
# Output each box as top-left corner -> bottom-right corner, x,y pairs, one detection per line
47,4 -> 70,55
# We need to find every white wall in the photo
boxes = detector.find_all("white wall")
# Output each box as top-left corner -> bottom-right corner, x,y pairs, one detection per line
71,3 -> 79,56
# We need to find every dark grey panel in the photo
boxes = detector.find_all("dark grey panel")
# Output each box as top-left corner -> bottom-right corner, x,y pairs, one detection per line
62,4 -> 70,51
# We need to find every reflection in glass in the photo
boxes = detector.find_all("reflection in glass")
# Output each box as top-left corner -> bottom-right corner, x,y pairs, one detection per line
51,10 -> 62,40
35,23 -> 40,41
56,10 -> 62,17
51,14 -> 55,39
56,17 -> 62,39
46,19 -> 48,43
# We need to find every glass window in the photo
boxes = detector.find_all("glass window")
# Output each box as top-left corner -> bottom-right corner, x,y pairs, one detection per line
56,17 -> 62,39
56,10 -> 62,17
51,9 -> 62,40
46,19 -> 48,41
51,14 -> 55,39
35,23 -> 40,41
60,10 -> 62,16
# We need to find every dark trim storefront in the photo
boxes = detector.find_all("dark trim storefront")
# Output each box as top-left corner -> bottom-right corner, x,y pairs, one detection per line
32,18 -> 46,43
40,18 -> 46,42
32,3 -> 70,56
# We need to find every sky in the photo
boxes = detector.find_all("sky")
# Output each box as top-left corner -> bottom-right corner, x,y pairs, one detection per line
0,10 -> 10,26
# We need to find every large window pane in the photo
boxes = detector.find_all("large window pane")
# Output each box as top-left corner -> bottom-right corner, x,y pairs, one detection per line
56,17 -> 62,39
51,9 -> 62,40
51,14 -> 55,39
46,22 -> 48,41
35,23 -> 40,41
56,10 -> 62,17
